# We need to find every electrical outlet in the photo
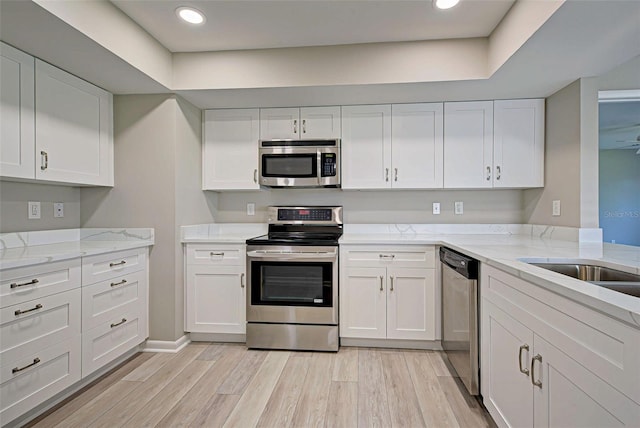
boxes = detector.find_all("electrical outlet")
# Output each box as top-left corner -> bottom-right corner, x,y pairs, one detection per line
28,201 -> 41,219
432,202 -> 441,215
54,202 -> 64,218
552,200 -> 561,216
454,201 -> 464,215
247,203 -> 255,216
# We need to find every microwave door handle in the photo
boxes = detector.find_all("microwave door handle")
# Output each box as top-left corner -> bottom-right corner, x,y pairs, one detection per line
317,151 -> 322,185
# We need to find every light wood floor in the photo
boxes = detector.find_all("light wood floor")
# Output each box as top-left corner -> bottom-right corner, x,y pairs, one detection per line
28,343 -> 495,428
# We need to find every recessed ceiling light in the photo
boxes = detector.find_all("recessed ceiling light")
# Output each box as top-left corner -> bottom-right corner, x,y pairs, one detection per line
176,7 -> 205,25
434,0 -> 460,10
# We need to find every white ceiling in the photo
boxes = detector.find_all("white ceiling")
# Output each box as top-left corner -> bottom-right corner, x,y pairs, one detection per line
110,0 -> 515,53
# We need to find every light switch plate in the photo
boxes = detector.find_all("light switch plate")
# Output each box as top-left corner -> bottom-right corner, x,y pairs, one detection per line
552,200 -> 561,216
454,201 -> 464,215
432,202 -> 440,215
28,201 -> 41,219
247,203 -> 255,216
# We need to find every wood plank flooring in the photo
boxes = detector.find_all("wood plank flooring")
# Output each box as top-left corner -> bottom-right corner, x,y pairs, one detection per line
28,343 -> 495,428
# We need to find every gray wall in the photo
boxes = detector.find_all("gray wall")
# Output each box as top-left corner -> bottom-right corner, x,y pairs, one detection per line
215,189 -> 524,224
0,181 -> 80,232
81,94 -> 215,342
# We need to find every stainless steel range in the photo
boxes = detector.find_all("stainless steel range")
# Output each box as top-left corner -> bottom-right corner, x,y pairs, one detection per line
246,206 -> 342,351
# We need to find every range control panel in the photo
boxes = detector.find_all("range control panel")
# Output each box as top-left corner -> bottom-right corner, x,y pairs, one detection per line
268,206 -> 343,225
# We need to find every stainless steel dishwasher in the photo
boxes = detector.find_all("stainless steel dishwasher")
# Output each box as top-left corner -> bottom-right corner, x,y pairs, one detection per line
440,247 -> 480,395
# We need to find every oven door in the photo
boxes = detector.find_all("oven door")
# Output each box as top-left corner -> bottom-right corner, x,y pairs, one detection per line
246,245 -> 338,325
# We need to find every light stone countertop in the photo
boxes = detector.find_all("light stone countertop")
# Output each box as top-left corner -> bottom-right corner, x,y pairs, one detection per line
0,228 -> 155,270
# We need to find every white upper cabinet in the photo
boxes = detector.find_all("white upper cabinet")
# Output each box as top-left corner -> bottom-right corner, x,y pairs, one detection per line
391,103 -> 444,189
341,104 -> 392,189
260,106 -> 340,140
0,42 -> 35,179
493,99 -> 545,188
35,60 -> 113,186
203,109 -> 260,190
443,101 -> 494,188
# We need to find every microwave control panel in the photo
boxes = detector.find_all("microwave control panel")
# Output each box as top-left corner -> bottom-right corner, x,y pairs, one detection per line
321,153 -> 337,177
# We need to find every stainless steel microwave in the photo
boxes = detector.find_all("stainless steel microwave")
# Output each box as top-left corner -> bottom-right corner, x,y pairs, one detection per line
258,139 -> 340,188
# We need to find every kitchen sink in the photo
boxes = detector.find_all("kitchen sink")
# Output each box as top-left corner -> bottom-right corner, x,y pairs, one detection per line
527,262 -> 640,298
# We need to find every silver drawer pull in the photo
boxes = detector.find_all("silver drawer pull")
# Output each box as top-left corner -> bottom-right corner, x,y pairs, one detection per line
12,358 -> 41,374
10,278 -> 39,289
379,254 -> 395,259
241,273 -> 245,288
518,344 -> 530,376
379,276 -> 384,291
109,260 -> 126,267
110,318 -> 127,328
254,169 -> 258,183
390,276 -> 394,291
40,151 -> 48,170
531,354 -> 542,388
111,279 -> 127,287
15,303 -> 43,316
210,252 -> 225,256
385,168 -> 389,182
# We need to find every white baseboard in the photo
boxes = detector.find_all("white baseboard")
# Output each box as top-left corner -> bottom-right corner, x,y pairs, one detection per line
340,338 -> 442,350
142,334 -> 191,353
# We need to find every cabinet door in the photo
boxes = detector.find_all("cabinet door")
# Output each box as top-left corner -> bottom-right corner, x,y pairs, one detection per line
35,60 -> 113,186
481,300 -> 534,428
493,99 -> 544,188
300,106 -> 341,139
185,265 -> 246,334
386,267 -> 436,340
341,105 -> 392,189
339,267 -> 387,339
260,107 -> 299,139
0,42 -> 35,179
443,101 -> 493,188
533,335 -> 640,428
203,109 -> 260,190
391,103 -> 444,188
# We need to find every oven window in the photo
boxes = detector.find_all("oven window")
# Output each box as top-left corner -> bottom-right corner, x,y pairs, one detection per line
262,154 -> 317,178
251,261 -> 332,307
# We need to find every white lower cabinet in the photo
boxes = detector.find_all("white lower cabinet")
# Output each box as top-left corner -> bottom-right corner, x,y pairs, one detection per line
184,244 -> 246,335
481,265 -> 640,427
340,245 -> 437,341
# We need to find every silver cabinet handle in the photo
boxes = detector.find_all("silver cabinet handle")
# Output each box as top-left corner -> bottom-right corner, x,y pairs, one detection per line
10,278 -> 39,289
109,260 -> 126,267
111,279 -> 127,288
241,273 -> 245,288
12,358 -> 41,374
40,151 -> 48,170
379,276 -> 384,291
15,303 -> 43,316
379,254 -> 395,259
293,119 -> 297,134
486,166 -> 491,181
394,168 -> 398,182
519,344 -> 530,376
254,169 -> 258,183
302,119 -> 306,134
496,165 -> 501,180
531,354 -> 542,388
385,168 -> 389,182
390,276 -> 394,291
210,252 -> 224,256
110,318 -> 127,328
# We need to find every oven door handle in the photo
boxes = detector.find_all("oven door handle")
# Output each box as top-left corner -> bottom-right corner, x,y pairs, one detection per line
247,250 -> 336,259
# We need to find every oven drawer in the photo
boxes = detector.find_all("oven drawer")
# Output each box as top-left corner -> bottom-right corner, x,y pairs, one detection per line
343,245 -> 436,268
185,244 -> 244,266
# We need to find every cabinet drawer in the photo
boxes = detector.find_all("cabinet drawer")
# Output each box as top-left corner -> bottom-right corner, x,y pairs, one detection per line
1,289 -> 81,367
82,248 -> 146,286
185,244 -> 243,266
343,246 -> 435,268
82,307 -> 146,377
1,259 -> 81,308
82,270 -> 146,331
0,336 -> 81,425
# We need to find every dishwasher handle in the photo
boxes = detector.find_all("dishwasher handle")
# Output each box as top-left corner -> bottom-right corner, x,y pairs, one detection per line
440,247 -> 478,280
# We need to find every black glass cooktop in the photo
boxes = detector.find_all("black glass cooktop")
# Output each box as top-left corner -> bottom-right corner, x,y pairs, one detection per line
246,226 -> 342,246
